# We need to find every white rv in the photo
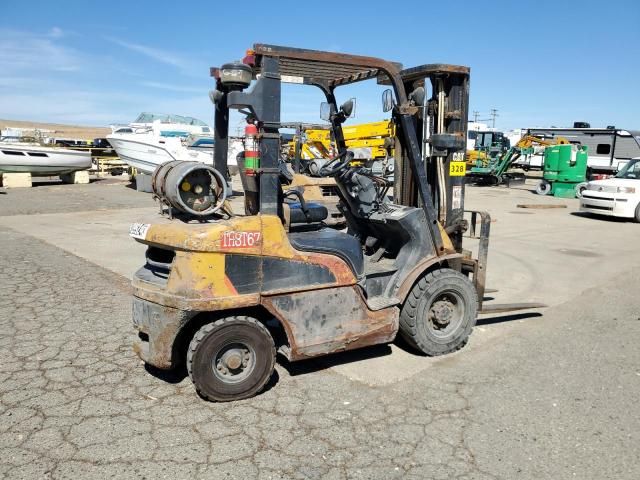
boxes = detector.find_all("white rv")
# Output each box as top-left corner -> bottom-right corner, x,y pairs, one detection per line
515,127 -> 640,173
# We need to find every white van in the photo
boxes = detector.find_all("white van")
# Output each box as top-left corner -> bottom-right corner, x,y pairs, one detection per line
580,158 -> 640,221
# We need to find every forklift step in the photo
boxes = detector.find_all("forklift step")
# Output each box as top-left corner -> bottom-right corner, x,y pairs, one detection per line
366,296 -> 401,311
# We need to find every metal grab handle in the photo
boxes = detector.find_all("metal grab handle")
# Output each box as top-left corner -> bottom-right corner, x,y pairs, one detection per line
283,189 -> 311,222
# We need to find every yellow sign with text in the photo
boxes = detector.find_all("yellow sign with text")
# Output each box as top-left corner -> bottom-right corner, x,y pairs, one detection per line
449,161 -> 467,176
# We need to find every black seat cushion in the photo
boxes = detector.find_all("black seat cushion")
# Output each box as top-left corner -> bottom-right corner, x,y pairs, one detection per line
288,229 -> 364,278
287,202 -> 328,224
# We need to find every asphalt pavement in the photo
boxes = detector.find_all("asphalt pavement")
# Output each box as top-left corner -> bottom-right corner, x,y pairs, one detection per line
0,177 -> 638,479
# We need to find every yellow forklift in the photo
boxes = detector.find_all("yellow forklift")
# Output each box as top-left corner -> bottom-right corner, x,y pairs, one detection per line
130,44 -> 543,401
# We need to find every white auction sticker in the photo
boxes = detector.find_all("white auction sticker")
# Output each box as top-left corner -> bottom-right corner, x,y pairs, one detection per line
129,223 -> 150,240
452,186 -> 463,209
281,75 -> 304,84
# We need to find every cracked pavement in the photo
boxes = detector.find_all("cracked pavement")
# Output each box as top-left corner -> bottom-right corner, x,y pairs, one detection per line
0,180 -> 639,479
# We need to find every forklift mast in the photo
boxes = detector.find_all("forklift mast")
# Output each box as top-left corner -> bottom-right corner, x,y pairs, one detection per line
389,64 -> 470,251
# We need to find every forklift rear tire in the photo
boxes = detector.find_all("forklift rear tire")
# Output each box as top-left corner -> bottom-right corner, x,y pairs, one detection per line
187,316 -> 276,402
399,269 -> 478,356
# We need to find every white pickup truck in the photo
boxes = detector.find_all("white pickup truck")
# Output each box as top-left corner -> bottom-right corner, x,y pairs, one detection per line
580,158 -> 640,222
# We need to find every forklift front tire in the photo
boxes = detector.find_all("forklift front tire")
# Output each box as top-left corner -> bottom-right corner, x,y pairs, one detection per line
187,316 -> 276,402
399,269 -> 478,356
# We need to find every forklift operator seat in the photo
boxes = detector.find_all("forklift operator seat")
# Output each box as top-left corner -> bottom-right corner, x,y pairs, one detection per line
288,229 -> 364,279
285,201 -> 328,224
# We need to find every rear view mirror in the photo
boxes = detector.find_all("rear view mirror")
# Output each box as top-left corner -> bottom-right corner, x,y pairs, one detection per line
320,102 -> 332,121
341,98 -> 356,118
382,89 -> 395,112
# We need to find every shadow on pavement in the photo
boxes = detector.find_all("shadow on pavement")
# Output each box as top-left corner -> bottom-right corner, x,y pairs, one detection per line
280,344 -> 393,377
477,311 -> 543,326
144,363 -> 188,384
570,211 -> 631,223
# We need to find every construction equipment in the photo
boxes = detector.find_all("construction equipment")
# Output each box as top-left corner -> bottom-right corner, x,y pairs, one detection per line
467,134 -> 569,186
285,123 -> 333,174
130,44 -> 544,402
536,144 -> 589,197
287,120 -> 395,178
466,130 -> 510,167
342,120 -> 395,178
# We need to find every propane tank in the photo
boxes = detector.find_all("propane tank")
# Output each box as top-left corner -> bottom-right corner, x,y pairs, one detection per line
151,160 -> 227,217
243,123 -> 260,176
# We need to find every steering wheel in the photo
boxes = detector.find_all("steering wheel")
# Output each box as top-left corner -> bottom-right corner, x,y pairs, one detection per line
319,150 -> 355,177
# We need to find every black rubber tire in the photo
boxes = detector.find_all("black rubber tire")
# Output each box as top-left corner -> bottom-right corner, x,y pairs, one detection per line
635,203 -> 640,223
399,269 -> 478,356
536,180 -> 552,195
187,316 -> 275,402
575,182 -> 588,198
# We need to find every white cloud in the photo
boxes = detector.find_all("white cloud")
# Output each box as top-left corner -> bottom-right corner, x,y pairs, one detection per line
49,27 -> 64,39
105,37 -> 204,76
140,81 -> 205,94
0,86 -> 213,127
0,28 -> 82,74
0,28 -> 210,125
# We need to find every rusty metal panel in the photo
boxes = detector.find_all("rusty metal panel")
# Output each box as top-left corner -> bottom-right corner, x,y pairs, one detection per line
132,297 -> 196,369
262,286 -> 398,361
378,63 -> 470,86
252,44 -> 405,92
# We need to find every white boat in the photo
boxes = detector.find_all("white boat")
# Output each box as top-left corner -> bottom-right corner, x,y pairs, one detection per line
0,140 -> 92,175
107,113 -> 215,174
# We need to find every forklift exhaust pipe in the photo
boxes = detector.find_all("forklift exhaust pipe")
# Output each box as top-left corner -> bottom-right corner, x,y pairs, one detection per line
151,160 -> 228,217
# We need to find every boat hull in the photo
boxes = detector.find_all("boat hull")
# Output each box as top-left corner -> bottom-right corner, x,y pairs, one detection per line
107,135 -> 213,175
0,144 -> 92,175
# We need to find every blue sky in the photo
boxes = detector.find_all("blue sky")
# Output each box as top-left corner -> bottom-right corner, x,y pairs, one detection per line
1,0 -> 638,131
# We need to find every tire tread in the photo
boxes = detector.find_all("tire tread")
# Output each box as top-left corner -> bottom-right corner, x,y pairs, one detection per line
399,268 -> 478,355
186,316 -> 275,402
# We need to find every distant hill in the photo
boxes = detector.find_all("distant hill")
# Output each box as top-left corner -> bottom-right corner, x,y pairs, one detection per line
0,119 -> 111,140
